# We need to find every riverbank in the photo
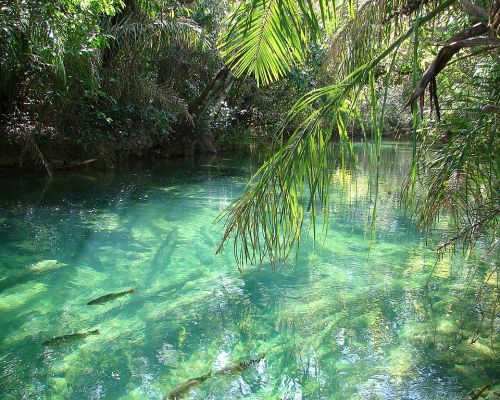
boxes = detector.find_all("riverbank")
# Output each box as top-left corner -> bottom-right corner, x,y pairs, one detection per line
0,125 -> 410,174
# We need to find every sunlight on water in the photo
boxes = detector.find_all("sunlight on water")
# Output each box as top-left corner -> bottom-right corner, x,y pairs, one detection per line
0,143 -> 498,399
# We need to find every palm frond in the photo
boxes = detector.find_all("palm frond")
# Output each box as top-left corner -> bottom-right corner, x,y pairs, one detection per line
107,14 -> 206,50
321,0 -> 442,80
219,0 -> 336,86
217,0 -> 458,268
219,0 -> 444,86
219,0 -> 304,86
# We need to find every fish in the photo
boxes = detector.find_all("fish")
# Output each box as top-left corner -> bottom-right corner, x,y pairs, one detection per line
87,289 -> 135,305
42,328 -> 99,346
164,371 -> 212,400
216,353 -> 266,376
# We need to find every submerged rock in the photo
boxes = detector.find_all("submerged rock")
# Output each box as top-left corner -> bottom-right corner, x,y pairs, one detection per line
29,259 -> 66,274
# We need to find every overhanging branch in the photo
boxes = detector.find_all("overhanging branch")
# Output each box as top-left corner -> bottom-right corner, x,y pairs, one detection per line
404,22 -> 496,115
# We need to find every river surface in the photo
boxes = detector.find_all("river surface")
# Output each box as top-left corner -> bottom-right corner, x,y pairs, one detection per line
0,143 -> 497,399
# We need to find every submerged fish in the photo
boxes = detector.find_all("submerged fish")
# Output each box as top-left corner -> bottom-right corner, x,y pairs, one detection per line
216,353 -> 266,376
42,328 -> 99,346
87,289 -> 135,305
164,371 -> 212,400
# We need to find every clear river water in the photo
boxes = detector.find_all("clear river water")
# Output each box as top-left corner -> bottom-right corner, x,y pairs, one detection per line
0,142 -> 497,399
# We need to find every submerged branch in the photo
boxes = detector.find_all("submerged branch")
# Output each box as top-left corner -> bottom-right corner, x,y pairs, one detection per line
437,207 -> 500,252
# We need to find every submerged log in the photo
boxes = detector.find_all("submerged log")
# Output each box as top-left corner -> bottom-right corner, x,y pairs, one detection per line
466,384 -> 492,399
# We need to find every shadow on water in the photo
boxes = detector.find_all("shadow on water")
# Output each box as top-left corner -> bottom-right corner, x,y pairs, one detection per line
145,227 -> 180,287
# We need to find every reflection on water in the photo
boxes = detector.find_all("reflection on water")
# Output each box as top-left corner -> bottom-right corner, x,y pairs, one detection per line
0,143 -> 497,399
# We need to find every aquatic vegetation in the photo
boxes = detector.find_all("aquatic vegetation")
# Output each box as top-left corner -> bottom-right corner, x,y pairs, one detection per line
0,148 -> 498,399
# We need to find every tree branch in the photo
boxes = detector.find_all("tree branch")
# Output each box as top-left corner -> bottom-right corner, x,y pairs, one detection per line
483,104 -> 500,114
405,22 -> 491,113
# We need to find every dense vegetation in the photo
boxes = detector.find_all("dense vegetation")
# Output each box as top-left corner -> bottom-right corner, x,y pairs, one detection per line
0,0 -> 314,171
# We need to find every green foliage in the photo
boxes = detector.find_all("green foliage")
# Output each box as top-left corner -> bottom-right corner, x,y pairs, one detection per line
220,0 -> 309,86
405,56 -> 499,253
216,126 -> 259,152
218,0 -> 343,86
0,0 -> 232,163
76,89 -> 175,146
216,0 -> 499,346
218,0 -> 462,266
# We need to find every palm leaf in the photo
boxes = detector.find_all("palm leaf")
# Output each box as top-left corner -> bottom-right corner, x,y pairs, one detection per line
217,0 -> 458,268
107,14 -> 206,50
219,0 -> 332,86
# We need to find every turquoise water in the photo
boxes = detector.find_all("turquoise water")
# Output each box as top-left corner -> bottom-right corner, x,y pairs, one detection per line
0,143 -> 497,399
